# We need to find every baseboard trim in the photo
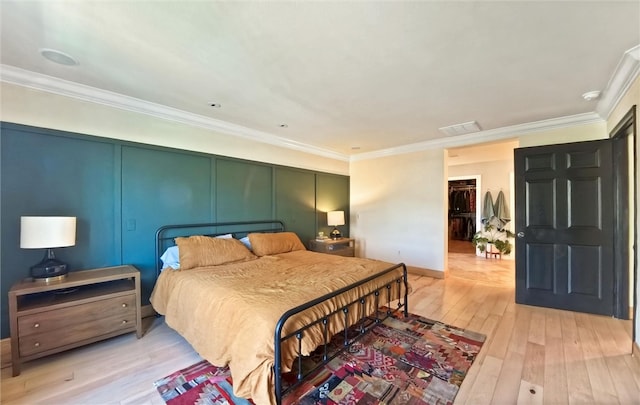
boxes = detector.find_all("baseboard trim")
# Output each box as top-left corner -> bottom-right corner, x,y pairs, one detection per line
633,341 -> 640,358
406,266 -> 445,279
1,337 -> 11,369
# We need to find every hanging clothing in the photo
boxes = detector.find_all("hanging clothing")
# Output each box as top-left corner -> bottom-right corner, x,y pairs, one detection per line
481,191 -> 495,224
465,217 -> 475,240
450,190 -> 470,214
449,216 -> 475,241
448,182 -> 477,241
494,190 -> 510,228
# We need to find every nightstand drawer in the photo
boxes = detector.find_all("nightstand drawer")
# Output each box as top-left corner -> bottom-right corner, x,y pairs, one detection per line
18,293 -> 136,336
328,246 -> 355,257
308,238 -> 355,257
19,311 -> 137,357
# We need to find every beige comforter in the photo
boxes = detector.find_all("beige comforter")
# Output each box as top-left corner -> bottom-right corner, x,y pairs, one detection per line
150,250 -> 404,405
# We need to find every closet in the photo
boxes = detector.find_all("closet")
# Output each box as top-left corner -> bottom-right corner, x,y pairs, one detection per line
448,179 -> 476,241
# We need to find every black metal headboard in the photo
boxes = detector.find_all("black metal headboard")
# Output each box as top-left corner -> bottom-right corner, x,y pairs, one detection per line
155,220 -> 285,275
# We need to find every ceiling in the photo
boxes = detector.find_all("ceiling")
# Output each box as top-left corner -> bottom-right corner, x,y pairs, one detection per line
1,1 -> 639,158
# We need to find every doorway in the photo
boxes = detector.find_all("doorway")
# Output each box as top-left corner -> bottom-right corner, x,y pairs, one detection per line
446,141 -> 518,286
448,176 -> 480,254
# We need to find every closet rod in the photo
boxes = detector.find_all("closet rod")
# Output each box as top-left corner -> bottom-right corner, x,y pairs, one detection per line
449,186 -> 476,191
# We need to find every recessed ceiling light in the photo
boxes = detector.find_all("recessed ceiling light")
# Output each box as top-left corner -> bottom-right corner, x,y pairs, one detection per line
279,124 -> 288,128
582,90 -> 601,101
209,103 -> 222,108
351,146 -> 361,150
39,48 -> 78,66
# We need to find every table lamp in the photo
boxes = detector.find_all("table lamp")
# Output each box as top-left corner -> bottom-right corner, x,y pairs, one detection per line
20,216 -> 76,282
327,211 -> 345,239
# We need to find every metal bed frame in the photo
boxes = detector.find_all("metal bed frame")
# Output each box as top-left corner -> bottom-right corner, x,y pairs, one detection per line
274,262 -> 408,403
154,220 -> 408,404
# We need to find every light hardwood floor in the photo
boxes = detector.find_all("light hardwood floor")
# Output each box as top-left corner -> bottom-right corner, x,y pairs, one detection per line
1,254 -> 639,404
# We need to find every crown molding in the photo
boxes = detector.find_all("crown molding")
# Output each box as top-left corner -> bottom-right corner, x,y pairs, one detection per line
2,58 -> 629,164
0,64 -> 350,162
350,112 -> 604,162
596,44 -> 640,120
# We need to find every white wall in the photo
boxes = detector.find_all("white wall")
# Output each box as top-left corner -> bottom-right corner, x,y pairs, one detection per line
349,123 -> 608,277
518,121 -> 607,147
350,148 -> 446,272
0,82 -> 350,175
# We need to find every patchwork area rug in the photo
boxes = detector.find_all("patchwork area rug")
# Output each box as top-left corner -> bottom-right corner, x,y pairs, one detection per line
154,310 -> 485,405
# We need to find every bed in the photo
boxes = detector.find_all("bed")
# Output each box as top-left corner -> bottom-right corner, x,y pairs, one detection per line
150,221 -> 408,405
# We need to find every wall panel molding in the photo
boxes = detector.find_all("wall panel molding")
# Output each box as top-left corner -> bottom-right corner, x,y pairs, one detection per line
0,122 -> 349,338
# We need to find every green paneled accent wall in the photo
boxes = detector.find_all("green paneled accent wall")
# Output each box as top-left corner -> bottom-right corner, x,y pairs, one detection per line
275,168 -> 316,244
216,159 -> 273,221
316,173 -> 350,238
121,146 -> 213,299
0,122 -> 350,338
1,125 -> 118,339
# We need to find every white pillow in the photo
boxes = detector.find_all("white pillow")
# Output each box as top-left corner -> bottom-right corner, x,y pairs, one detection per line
239,236 -> 252,250
159,234 -> 235,270
160,246 -> 180,270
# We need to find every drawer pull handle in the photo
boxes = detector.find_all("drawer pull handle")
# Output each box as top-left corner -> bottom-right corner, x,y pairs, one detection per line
33,323 -> 40,328
121,320 -> 128,324
34,342 -> 40,347
121,303 -> 127,308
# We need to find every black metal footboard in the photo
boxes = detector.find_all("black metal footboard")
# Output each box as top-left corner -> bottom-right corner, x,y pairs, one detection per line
273,262 -> 408,404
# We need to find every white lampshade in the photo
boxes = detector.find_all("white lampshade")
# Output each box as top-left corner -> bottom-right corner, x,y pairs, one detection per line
20,216 -> 76,249
327,211 -> 345,226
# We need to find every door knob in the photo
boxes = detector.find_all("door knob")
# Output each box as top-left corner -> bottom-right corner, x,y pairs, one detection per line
517,232 -> 525,238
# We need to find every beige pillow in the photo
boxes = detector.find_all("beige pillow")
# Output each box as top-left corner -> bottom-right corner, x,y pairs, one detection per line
248,232 -> 306,256
175,235 -> 256,270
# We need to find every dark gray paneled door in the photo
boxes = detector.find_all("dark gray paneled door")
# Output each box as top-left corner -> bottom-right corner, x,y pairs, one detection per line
514,139 -> 614,316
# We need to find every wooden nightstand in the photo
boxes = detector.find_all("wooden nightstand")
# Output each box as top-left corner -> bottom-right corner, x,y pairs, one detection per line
8,265 -> 142,376
308,237 -> 355,257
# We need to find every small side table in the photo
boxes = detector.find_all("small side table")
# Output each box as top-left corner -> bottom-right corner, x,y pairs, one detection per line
308,237 -> 355,257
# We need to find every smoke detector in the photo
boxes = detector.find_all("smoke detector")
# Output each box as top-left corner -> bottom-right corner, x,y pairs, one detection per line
582,90 -> 601,101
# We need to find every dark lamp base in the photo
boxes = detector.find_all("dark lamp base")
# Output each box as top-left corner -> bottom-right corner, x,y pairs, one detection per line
330,227 -> 342,239
30,249 -> 69,282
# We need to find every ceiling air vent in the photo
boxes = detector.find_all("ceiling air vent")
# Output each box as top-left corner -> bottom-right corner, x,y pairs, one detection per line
439,121 -> 481,136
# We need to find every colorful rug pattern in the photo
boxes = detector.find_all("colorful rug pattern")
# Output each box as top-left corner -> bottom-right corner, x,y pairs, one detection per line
154,310 -> 485,405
